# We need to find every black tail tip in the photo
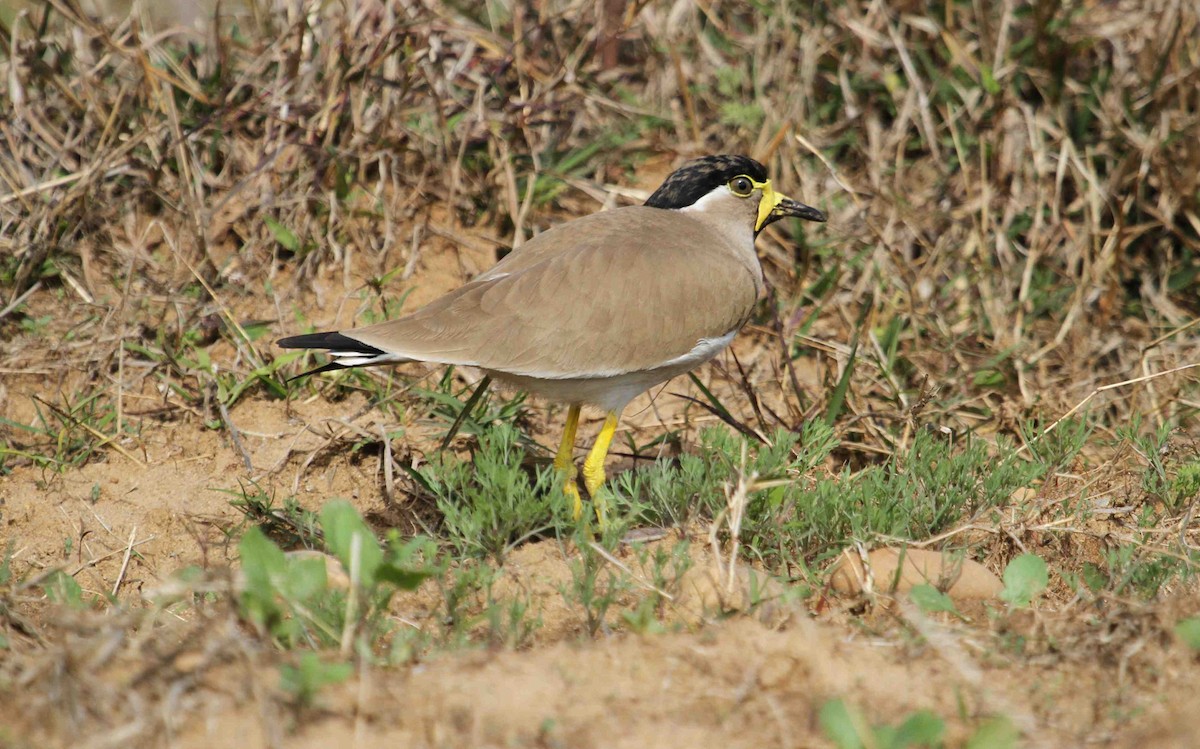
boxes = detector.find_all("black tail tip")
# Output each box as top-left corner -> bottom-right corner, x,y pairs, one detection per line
278,331 -> 388,382
279,331 -> 353,350
277,331 -> 386,355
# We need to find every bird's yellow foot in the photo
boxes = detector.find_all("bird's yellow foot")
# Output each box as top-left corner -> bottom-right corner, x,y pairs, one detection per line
554,404 -> 584,520
581,411 -> 619,527
563,475 -> 584,520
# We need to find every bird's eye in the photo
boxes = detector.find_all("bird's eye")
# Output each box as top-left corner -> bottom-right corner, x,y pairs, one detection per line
729,176 -> 754,197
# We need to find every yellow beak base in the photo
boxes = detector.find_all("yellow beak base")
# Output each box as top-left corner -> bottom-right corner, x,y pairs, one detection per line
754,180 -> 786,232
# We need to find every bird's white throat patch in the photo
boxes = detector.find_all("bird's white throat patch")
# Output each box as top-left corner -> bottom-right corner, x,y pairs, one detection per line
679,184 -> 740,215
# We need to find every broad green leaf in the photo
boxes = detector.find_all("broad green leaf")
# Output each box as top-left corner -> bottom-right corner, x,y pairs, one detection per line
966,715 -> 1019,749
893,710 -> 945,747
980,65 -> 1001,95
280,652 -> 353,703
320,500 -> 383,588
43,570 -> 84,608
818,699 -> 866,749
286,555 -> 329,601
908,584 -> 958,614
239,526 -> 286,593
376,562 -> 431,591
1174,617 -> 1200,650
1000,554 -> 1048,607
238,527 -> 287,628
1081,562 -> 1107,592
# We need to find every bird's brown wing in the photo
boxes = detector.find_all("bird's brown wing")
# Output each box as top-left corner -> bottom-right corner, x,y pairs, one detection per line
345,207 -> 760,378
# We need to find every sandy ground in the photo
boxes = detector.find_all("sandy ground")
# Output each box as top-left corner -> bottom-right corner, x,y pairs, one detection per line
3,354 -> 1200,748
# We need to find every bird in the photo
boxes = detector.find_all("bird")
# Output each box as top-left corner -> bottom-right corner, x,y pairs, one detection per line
278,154 -> 826,522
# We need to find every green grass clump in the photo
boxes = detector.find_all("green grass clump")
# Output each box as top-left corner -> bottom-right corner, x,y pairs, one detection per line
416,422 -> 565,565
618,422 -> 1044,574
0,388 -> 123,472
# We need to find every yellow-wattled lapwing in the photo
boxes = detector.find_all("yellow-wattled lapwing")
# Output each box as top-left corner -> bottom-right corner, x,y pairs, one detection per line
279,154 -> 825,521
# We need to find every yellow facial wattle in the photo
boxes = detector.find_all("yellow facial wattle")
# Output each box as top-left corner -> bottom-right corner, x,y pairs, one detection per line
753,178 -> 787,231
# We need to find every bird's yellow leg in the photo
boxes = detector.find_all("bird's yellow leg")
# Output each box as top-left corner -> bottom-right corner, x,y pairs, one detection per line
581,411 -> 620,525
554,404 -> 583,519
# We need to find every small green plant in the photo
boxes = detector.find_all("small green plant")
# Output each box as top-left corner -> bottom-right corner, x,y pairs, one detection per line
908,583 -> 959,616
181,338 -> 293,407
1118,418 -> 1200,514
1096,542 -> 1195,599
1019,415 -> 1091,472
617,421 -> 840,542
238,527 -> 336,646
279,652 -> 354,708
436,561 -> 496,647
226,483 -> 322,549
1171,460 -> 1200,509
818,699 -> 944,749
263,215 -> 317,259
419,422 -> 562,564
965,716 -> 1020,749
238,500 -> 434,652
999,554 -> 1049,607
0,389 -> 122,472
428,558 -> 542,649
820,700 -> 1019,749
562,525 -> 636,638
482,583 -> 541,649
415,367 -> 528,443
1174,617 -> 1200,650
615,540 -> 695,635
41,570 -> 87,609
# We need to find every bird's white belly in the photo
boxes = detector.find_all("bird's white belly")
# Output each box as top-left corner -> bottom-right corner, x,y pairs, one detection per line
488,329 -> 738,412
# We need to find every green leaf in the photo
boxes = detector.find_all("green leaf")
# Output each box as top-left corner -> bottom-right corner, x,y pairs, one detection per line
818,699 -> 867,749
893,710 -> 945,747
263,216 -> 300,251
240,321 -> 272,342
825,340 -> 858,426
980,65 -> 1001,95
1000,554 -> 1048,607
966,715 -> 1020,749
376,562 -> 431,591
1174,617 -> 1200,650
279,652 -> 353,704
286,555 -> 329,601
238,527 -> 287,628
908,584 -> 958,614
320,500 -> 383,589
239,526 -> 286,593
973,369 -> 1006,387
1081,562 -> 1107,592
193,347 -> 212,372
42,570 -> 84,608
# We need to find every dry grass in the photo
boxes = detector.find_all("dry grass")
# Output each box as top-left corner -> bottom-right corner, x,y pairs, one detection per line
3,0 -> 1195,440
3,2 -> 1198,378
2,0 -> 1200,746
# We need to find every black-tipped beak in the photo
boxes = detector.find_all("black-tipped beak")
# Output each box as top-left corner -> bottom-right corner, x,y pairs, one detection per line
770,198 -> 826,225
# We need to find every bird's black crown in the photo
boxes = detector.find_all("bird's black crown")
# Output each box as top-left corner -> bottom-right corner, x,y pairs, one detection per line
644,155 -> 768,210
